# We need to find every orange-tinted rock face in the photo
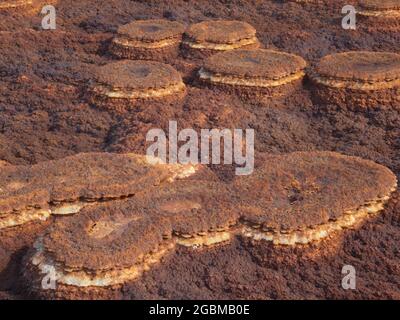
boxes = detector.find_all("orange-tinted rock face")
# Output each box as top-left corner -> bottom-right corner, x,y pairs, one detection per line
88,60 -> 186,112
0,152 -> 198,229
22,152 -> 397,298
182,20 -> 260,59
109,19 -> 185,62
198,49 -> 307,100
309,51 -> 400,109
1,0 -> 400,301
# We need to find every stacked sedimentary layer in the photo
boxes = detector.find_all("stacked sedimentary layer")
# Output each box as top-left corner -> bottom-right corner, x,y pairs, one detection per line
109,19 -> 186,62
198,49 -> 307,99
309,51 -> 400,109
359,0 -> 400,30
23,151 -> 397,298
0,0 -> 32,9
234,152 -> 397,245
0,153 -> 197,229
24,181 -> 238,298
88,60 -> 186,112
182,20 -> 260,59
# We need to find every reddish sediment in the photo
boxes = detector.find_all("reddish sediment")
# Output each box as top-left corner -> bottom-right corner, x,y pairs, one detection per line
182,20 -> 260,59
88,60 -> 186,112
0,152 -> 197,229
309,51 -> 400,109
198,49 -> 307,99
109,19 -> 186,62
0,0 -> 399,300
22,152 -> 397,298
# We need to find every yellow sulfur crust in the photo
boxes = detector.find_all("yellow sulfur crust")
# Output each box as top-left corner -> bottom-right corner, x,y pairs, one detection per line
176,231 -> 232,248
310,74 -> 400,91
182,37 -> 258,50
199,68 -> 305,88
0,0 -> 32,9
0,158 -> 198,229
0,208 -> 50,229
92,82 -> 186,99
30,229 -> 232,288
112,37 -> 180,49
242,189 -> 395,245
359,9 -> 400,18
27,184 -> 396,288
31,238 -> 175,287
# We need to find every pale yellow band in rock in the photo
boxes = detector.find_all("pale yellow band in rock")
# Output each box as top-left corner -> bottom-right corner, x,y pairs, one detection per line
31,238 -> 175,287
182,37 -> 258,50
311,74 -> 400,91
177,231 -> 231,247
359,9 -> 400,18
28,183 -> 396,288
93,82 -> 186,99
199,68 -> 305,88
0,157 -> 198,229
0,0 -> 32,9
0,209 -> 50,229
242,185 -> 396,246
30,229 -> 232,287
112,37 -> 180,49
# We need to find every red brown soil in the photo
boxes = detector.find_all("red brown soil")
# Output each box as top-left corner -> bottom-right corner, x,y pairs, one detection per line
0,0 -> 399,299
359,0 -> 400,10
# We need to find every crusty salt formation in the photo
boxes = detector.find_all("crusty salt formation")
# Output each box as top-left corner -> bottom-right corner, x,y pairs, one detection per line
24,181 -> 239,299
359,0 -> 400,30
88,60 -> 186,112
0,152 -> 198,229
109,19 -> 186,62
309,51 -> 400,109
0,0 -> 32,9
144,181 -> 239,247
23,151 -> 397,298
182,20 -> 260,59
234,151 -> 397,245
198,49 -> 307,100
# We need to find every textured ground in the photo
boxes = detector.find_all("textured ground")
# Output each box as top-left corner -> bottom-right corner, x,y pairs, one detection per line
0,0 -> 399,299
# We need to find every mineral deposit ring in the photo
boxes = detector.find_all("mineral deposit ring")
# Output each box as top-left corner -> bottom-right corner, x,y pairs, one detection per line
182,20 -> 260,59
88,60 -> 187,112
198,49 -> 307,100
309,51 -> 400,109
234,151 -> 397,246
109,19 -> 186,62
25,202 -> 173,298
